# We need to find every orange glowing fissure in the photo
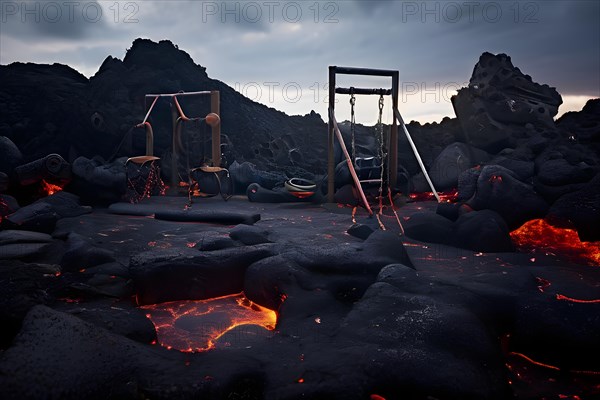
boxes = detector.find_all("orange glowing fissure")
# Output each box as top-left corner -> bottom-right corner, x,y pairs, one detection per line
140,293 -> 277,352
40,179 -> 64,196
408,189 -> 459,203
509,351 -> 600,376
510,219 -> 600,266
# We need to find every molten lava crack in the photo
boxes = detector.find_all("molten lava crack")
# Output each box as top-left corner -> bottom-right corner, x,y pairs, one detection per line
40,179 -> 64,196
510,219 -> 600,266
141,293 -> 277,352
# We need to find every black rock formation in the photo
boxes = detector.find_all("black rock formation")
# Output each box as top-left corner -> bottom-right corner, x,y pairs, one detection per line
452,52 -> 562,153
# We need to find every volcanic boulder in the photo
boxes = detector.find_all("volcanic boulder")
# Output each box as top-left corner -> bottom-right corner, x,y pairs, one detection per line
129,244 -> 275,305
556,98 -> 600,142
453,210 -> 514,252
452,52 -> 562,153
462,165 -> 549,230
412,141 -> 490,191
546,173 -> 600,241
0,136 -> 23,175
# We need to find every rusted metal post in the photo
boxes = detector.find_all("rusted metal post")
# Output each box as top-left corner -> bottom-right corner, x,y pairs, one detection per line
211,91 -> 221,167
327,66 -> 336,202
170,99 -> 180,193
390,71 -> 399,188
394,108 -> 440,202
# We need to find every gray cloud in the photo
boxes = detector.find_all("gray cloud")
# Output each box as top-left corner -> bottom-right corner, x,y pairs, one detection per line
0,0 -> 597,121
0,1 -> 108,39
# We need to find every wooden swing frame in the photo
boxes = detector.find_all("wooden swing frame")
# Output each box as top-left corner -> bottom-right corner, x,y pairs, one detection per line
327,66 -> 440,207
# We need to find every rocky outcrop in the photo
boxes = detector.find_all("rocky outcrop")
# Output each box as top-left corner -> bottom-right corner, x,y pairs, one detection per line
556,98 -> 600,142
452,52 -> 562,153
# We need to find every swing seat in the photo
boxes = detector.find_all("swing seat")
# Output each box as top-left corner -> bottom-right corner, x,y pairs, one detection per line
188,166 -> 233,202
125,155 -> 160,166
124,117 -> 164,202
356,159 -> 383,183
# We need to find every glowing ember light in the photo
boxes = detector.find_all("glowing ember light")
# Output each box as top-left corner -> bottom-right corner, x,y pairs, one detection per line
140,293 -> 277,352
290,191 -> 314,199
509,351 -> 560,371
40,179 -> 63,196
489,175 -> 503,183
297,378 -> 304,383
186,242 -> 196,248
370,395 -> 386,400
510,219 -> 600,266
509,351 -> 600,376
555,294 -> 600,304
409,189 -> 459,203
535,277 -> 551,293
126,162 -> 166,203
57,297 -> 82,303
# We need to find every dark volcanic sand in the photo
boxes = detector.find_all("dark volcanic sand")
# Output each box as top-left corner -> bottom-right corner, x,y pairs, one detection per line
1,195 -> 599,400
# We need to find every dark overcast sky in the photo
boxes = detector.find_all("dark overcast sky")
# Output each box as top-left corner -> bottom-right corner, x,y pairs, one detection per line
1,0 -> 598,123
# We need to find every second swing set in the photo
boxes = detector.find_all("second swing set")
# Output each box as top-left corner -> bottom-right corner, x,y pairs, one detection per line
327,66 -> 441,232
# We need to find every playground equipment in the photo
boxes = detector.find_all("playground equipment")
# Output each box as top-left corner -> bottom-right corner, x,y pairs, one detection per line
327,66 -> 440,229
126,90 -> 226,202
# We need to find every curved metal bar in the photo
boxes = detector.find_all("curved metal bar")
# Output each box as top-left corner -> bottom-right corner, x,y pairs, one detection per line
145,91 -> 212,98
174,117 -> 185,155
329,108 -> 374,216
134,121 -> 155,156
172,96 -> 191,121
394,108 -> 441,203
142,96 -> 159,124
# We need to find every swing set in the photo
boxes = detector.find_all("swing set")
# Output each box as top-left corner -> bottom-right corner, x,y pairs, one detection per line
125,90 -> 231,203
327,66 -> 440,230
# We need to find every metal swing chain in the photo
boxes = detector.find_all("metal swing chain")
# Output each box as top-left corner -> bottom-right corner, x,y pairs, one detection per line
379,94 -> 405,235
350,88 -> 357,164
376,94 -> 387,230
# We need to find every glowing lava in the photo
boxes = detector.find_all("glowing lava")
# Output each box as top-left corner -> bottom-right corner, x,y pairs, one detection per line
140,293 -> 277,352
40,179 -> 64,196
408,189 -> 459,203
510,219 -> 600,266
